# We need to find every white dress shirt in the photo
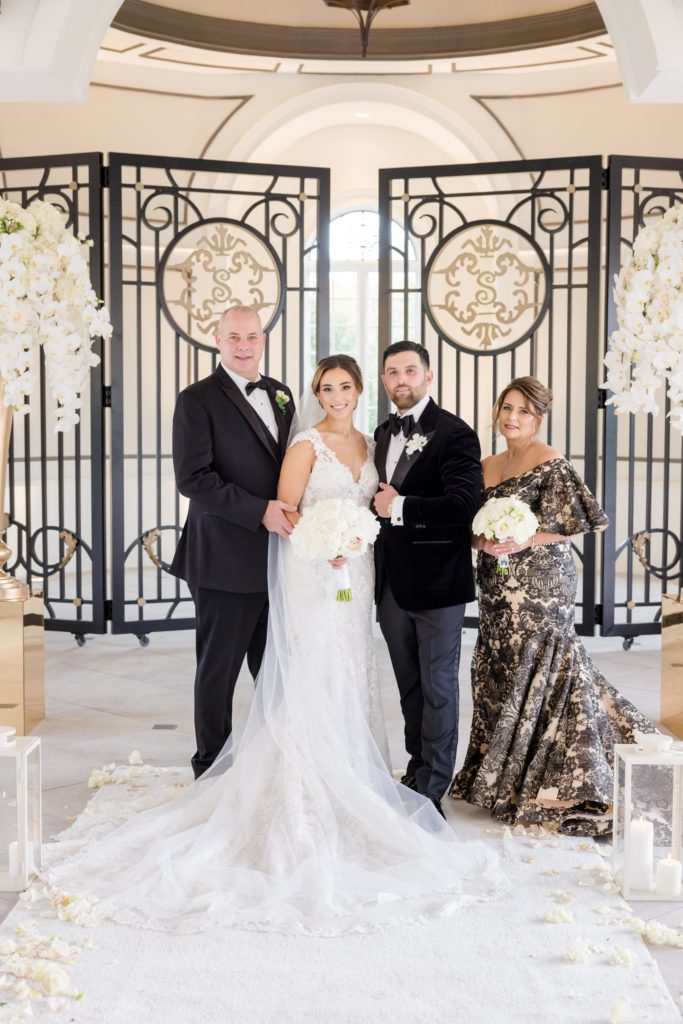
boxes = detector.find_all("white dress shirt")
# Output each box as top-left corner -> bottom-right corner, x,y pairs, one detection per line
221,363 -> 278,440
385,394 -> 431,526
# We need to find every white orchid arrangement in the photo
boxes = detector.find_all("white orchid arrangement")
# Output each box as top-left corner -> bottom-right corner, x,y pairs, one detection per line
0,198 -> 111,431
604,204 -> 683,434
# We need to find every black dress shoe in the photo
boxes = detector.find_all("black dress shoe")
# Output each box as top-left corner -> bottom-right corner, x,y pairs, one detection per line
400,774 -> 418,791
430,797 -> 446,820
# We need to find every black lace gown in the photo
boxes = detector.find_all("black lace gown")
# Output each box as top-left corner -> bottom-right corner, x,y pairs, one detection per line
450,458 -> 654,837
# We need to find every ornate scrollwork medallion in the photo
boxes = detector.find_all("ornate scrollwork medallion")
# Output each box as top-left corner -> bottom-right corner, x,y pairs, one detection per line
158,218 -> 284,351
424,220 -> 551,354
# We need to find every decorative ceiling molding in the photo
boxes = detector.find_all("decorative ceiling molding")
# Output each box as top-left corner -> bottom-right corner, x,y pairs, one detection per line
92,82 -> 254,103
112,1 -> 606,60
100,41 -> 145,55
474,81 -> 623,162
99,26 -> 615,78
472,98 -> 526,160
294,62 -> 433,76
465,42 -> 606,74
140,47 -> 281,74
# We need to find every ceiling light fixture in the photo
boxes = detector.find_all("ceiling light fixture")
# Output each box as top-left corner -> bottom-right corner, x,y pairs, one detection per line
324,0 -> 410,59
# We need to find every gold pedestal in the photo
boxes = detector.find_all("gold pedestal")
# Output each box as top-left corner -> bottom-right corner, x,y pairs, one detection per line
661,593 -> 683,739
0,597 -> 45,736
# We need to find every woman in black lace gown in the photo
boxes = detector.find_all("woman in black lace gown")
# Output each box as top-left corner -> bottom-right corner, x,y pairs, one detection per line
450,377 -> 653,836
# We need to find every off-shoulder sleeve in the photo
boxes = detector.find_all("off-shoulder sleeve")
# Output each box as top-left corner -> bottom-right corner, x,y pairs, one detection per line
537,460 -> 609,536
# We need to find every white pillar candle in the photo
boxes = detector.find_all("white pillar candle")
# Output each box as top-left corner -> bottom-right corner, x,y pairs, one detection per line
655,856 -> 682,897
628,818 -> 654,891
8,841 -> 35,877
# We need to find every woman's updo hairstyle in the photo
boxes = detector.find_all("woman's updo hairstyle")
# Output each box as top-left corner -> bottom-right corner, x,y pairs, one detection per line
311,354 -> 364,395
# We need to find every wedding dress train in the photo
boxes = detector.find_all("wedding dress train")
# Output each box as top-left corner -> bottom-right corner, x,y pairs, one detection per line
42,429 -> 503,935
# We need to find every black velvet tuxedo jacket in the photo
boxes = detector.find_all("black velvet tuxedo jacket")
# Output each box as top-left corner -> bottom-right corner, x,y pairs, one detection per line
169,367 -> 294,593
374,398 -> 482,612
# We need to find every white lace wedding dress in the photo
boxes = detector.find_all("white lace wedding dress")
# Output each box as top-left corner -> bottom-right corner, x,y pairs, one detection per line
42,428 -> 503,935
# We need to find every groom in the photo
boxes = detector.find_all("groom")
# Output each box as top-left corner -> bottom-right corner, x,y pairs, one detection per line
170,305 -> 295,778
374,341 -> 482,816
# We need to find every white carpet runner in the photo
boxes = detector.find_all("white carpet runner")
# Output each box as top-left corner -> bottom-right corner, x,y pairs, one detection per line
0,766 -> 680,1024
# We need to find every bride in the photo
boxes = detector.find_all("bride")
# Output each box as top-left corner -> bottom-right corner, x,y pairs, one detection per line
42,355 -> 502,935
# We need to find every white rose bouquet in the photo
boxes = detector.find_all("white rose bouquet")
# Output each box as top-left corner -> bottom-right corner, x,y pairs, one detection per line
290,497 -> 380,601
0,197 -> 111,430
605,204 -> 683,435
472,496 -> 539,576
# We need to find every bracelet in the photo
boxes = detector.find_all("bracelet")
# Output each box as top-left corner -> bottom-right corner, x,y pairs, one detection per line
387,499 -> 395,518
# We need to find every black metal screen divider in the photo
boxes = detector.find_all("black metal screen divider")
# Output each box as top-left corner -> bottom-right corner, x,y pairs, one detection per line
602,155 -> 683,643
108,152 -> 330,639
378,156 -> 604,634
0,152 -> 107,636
1,150 -> 678,641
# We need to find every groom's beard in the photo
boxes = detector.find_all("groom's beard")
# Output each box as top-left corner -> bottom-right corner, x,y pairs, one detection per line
387,385 -> 428,411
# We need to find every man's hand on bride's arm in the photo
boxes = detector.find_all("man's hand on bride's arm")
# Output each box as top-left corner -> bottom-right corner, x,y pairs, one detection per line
262,500 -> 297,538
374,482 -> 398,518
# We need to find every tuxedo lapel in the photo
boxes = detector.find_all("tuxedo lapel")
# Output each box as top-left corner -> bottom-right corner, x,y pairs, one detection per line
264,382 -> 290,456
374,423 -> 392,485
389,398 -> 439,491
215,369 -> 280,463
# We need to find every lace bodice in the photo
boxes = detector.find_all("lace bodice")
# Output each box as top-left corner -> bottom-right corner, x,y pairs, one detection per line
290,428 -> 378,510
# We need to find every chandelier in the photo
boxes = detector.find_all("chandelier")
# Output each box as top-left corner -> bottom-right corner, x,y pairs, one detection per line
324,0 -> 410,58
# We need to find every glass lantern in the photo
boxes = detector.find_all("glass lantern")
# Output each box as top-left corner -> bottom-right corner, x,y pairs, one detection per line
0,726 -> 42,892
613,736 -> 683,901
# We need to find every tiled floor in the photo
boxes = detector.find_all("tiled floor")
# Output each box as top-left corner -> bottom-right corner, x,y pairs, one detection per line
0,626 -> 680,1014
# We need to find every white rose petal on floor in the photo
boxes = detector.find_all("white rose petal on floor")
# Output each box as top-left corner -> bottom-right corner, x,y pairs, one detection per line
1,768 -> 681,1024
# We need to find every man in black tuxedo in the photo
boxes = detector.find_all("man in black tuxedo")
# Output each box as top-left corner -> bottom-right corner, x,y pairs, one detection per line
374,341 -> 481,816
170,306 -> 295,778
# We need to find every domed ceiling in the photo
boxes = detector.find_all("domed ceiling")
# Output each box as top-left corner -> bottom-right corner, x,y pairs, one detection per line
112,1 -> 605,60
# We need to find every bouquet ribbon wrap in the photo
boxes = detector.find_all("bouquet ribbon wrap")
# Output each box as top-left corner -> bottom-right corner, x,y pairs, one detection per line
334,563 -> 352,602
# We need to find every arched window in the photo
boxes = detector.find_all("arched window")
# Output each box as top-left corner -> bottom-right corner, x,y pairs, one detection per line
307,210 -> 419,431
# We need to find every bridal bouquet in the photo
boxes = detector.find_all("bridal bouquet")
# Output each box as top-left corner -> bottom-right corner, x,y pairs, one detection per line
472,496 -> 539,576
605,204 -> 683,435
0,197 -> 111,430
290,498 -> 380,601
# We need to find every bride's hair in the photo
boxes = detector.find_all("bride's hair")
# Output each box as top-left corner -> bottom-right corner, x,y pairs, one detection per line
311,355 -> 364,395
492,376 -> 553,433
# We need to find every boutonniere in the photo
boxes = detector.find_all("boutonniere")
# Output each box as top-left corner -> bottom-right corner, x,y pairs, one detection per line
274,390 -> 290,414
405,434 -> 428,459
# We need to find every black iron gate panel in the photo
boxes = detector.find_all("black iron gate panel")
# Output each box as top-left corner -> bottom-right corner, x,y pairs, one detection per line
378,156 -> 603,633
602,156 -> 683,641
0,153 -> 107,634
108,153 -> 330,636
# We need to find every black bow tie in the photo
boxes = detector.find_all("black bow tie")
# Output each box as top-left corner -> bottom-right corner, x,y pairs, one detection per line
245,378 -> 269,397
389,413 -> 415,437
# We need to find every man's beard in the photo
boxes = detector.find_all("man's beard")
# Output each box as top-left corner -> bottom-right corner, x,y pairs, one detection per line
391,388 -> 423,410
